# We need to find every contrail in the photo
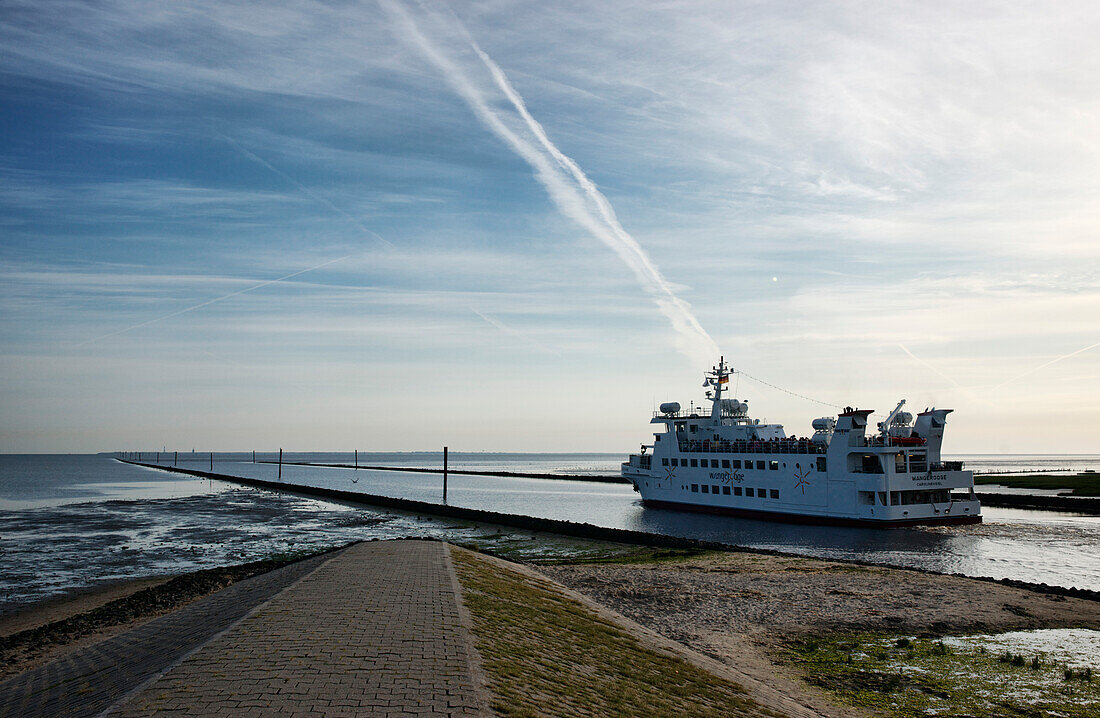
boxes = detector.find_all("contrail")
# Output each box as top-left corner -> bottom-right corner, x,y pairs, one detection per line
898,344 -> 966,389
73,255 -> 352,347
384,1 -> 719,363
897,343 -> 994,409
992,340 -> 1100,390
74,131 -> 395,349
217,132 -> 393,249
224,131 -> 562,357
472,310 -> 562,357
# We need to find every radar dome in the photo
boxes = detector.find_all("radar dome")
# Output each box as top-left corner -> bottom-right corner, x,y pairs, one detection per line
659,402 -> 681,414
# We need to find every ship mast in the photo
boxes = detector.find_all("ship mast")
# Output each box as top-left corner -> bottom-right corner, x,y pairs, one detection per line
707,356 -> 731,423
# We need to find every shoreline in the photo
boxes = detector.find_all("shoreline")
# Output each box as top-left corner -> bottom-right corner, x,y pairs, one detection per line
0,576 -> 169,638
117,459 -> 1100,599
0,543 -> 351,683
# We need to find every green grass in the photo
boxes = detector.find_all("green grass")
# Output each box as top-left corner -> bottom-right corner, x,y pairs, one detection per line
975,472 -> 1100,496
777,633 -> 1100,717
452,547 -> 784,718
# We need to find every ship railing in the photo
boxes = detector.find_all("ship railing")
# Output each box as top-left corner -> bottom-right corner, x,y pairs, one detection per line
931,461 -> 965,472
677,439 -> 826,455
652,409 -> 708,420
624,454 -> 652,469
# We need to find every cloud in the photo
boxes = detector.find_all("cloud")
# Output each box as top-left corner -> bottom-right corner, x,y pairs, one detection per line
382,0 -> 719,364
2,0 -> 1098,450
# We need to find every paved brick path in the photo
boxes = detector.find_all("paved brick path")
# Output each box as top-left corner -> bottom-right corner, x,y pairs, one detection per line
0,551 -> 335,718
112,540 -> 486,717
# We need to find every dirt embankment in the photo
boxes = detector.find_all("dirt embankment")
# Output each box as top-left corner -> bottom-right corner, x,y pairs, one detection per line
539,551 -> 1100,708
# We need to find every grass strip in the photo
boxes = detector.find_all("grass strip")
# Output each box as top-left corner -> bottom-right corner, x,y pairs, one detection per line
975,472 -> 1100,496
451,547 -> 785,718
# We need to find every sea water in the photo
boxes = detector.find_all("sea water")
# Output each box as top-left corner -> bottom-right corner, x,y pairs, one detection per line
1,453 -> 1098,615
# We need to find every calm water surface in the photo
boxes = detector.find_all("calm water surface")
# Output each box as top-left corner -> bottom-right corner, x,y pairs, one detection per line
1,453 -> 1098,614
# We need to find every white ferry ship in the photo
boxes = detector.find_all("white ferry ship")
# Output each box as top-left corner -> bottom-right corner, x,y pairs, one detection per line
622,359 -> 981,526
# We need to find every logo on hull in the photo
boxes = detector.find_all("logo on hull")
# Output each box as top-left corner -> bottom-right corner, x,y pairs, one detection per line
794,466 -> 812,494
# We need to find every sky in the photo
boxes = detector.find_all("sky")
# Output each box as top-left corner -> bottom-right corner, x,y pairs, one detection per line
1,0 -> 1098,454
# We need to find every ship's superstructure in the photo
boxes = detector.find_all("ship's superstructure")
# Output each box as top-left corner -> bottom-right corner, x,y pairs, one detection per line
622,358 -> 981,526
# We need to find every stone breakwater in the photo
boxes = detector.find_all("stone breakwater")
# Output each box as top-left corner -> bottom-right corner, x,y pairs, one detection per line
119,460 -> 1100,603
258,459 -> 629,483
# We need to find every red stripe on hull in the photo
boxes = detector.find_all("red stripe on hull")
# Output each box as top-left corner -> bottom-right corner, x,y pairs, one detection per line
641,499 -> 982,528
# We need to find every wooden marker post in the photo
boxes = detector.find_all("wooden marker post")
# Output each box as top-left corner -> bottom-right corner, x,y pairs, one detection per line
279,448 -> 283,480
209,452 -> 213,472
252,450 -> 256,464
174,451 -> 178,467
355,449 -> 358,469
443,446 -> 449,503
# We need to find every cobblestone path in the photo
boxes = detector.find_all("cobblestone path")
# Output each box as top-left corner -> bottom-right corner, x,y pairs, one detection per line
112,540 -> 486,717
0,550 -> 335,718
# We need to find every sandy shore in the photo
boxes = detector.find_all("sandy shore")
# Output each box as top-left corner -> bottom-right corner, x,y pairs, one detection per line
540,552 -> 1100,640
0,577 -> 169,638
538,551 -> 1100,716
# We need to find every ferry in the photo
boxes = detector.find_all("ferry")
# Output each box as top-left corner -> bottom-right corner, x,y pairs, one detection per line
622,358 -> 981,526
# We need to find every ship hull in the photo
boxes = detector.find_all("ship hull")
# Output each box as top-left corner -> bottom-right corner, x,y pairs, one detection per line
640,498 -> 983,528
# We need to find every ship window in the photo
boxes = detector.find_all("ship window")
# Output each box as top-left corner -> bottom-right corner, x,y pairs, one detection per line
769,461 -> 779,471
770,489 -> 780,499
731,459 -> 741,469
855,454 -> 883,474
722,460 -> 730,468
756,460 -> 765,470
671,458 -> 678,467
691,484 -> 698,492
878,492 -> 887,505
662,458 -> 669,466
711,459 -> 719,468
745,488 -> 754,497
712,484 -> 719,493
723,486 -> 731,495
690,459 -> 698,467
859,491 -> 875,505
701,484 -> 709,493
895,453 -> 906,473
898,489 -> 951,505
690,425 -> 698,433
734,487 -> 742,496
890,491 -> 900,506
817,457 -> 827,472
